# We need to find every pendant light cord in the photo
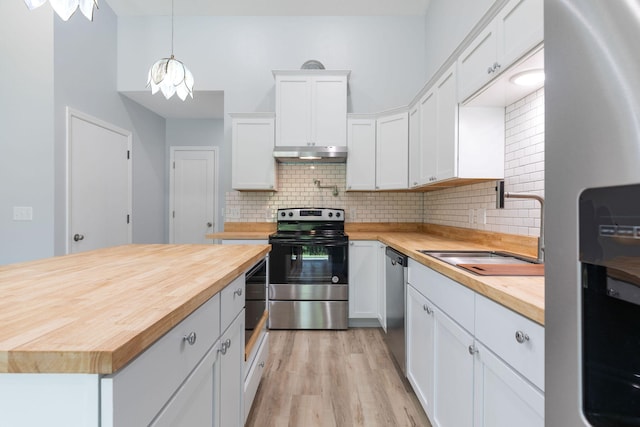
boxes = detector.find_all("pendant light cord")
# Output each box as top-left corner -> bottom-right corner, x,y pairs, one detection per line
170,0 -> 175,57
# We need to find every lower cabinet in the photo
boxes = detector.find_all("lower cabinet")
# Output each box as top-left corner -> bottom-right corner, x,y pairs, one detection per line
348,240 -> 380,322
219,311 -> 245,427
406,260 -> 544,427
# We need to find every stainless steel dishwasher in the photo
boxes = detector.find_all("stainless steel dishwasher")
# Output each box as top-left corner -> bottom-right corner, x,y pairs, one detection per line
384,246 -> 407,374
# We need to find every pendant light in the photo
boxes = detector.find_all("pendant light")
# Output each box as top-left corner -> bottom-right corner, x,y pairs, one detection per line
146,0 -> 194,101
24,0 -> 98,21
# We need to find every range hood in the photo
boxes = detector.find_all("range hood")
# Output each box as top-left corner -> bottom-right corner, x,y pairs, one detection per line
273,146 -> 347,163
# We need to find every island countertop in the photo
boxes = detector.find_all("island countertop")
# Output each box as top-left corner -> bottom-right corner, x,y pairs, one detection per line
0,244 -> 270,374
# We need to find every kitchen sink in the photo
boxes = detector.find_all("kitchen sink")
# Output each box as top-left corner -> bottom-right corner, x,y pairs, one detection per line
417,250 -> 540,266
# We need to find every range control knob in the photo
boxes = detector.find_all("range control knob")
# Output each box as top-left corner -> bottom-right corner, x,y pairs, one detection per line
336,212 -> 341,218
288,212 -> 294,217
280,212 -> 286,217
328,212 -> 333,218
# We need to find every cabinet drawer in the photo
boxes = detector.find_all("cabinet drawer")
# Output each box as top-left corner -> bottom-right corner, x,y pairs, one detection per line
221,275 -> 245,332
475,294 -> 544,390
244,331 -> 269,423
408,259 -> 475,333
101,294 -> 221,427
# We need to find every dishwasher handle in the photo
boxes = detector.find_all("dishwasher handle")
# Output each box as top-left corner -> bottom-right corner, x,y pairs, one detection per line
385,247 -> 408,267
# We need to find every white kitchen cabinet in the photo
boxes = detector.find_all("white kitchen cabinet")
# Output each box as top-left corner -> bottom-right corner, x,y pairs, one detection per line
349,240 -> 379,321
346,116 -> 376,191
406,284 -> 435,420
376,110 -> 409,190
458,0 -> 543,102
433,305 -> 475,427
417,64 -> 504,188
219,310 -> 245,427
408,103 -> 421,188
231,113 -> 277,191
273,70 -> 349,147
406,259 -> 544,427
244,330 -> 269,423
473,341 -> 544,427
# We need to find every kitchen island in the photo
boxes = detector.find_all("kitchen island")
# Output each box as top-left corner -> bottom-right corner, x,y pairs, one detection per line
0,243 -> 270,426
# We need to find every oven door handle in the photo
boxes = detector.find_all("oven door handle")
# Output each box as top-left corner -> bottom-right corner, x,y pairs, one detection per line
269,239 -> 349,247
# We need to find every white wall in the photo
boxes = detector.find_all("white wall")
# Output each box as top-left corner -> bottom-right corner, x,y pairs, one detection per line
118,15 -> 427,220
52,2 -> 167,254
0,3 -> 54,264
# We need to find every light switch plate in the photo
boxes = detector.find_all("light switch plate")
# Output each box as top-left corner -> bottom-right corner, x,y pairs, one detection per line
13,206 -> 33,221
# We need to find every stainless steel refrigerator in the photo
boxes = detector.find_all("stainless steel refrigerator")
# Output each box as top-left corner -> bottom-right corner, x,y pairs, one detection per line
546,1 -> 640,425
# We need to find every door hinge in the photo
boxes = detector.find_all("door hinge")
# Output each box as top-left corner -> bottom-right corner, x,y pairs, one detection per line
173,161 -> 175,169
127,214 -> 130,224
127,150 -> 130,160
172,211 -> 175,219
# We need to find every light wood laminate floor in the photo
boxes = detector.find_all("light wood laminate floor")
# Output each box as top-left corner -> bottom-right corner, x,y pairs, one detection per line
246,328 -> 431,427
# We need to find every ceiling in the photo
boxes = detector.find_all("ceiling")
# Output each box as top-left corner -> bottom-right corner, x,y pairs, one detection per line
105,0 -> 432,17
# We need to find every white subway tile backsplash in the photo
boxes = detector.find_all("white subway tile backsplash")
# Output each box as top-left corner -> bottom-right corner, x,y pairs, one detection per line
424,88 -> 545,237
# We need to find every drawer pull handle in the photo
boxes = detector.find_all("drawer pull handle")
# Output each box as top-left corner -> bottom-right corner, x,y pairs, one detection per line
468,344 -> 479,355
220,338 -> 232,355
422,304 -> 433,315
515,331 -> 530,344
183,332 -> 197,346
259,361 -> 265,368
234,288 -> 243,297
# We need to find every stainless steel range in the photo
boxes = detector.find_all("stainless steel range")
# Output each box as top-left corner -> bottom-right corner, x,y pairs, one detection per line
268,208 -> 349,329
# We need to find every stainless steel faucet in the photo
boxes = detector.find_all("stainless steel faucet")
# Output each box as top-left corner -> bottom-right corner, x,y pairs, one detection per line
504,192 -> 545,263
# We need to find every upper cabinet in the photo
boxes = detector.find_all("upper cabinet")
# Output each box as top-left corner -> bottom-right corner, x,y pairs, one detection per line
376,110 -> 409,190
458,0 -> 543,102
231,113 -> 277,191
273,70 -> 350,147
346,116 -> 377,191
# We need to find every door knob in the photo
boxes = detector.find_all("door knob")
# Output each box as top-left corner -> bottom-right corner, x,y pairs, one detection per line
207,222 -> 213,228
73,234 -> 85,242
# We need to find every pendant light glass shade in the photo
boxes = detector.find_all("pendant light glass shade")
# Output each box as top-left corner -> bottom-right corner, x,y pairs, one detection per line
147,55 -> 194,101
24,0 -> 98,21
147,0 -> 194,101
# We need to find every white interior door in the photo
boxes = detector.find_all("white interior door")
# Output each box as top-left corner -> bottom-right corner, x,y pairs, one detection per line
68,108 -> 132,254
170,147 -> 216,244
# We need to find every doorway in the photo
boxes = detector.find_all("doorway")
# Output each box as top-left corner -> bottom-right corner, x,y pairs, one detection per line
67,108 -> 132,254
169,147 -> 217,243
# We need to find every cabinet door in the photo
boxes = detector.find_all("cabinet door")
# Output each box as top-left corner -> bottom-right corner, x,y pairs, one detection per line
376,111 -> 409,190
433,307 -> 474,427
457,24 -> 498,102
275,75 -> 311,146
406,285 -> 435,420
312,76 -> 348,146
348,241 -> 379,319
150,343 -> 220,427
435,66 -> 458,182
346,118 -> 376,191
419,90 -> 437,184
474,342 -> 544,427
497,0 -> 544,67
408,104 -> 421,188
232,116 -> 276,190
219,311 -> 245,427
377,243 -> 387,330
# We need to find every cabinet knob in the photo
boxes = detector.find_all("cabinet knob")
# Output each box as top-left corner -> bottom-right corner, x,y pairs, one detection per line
468,344 -> 479,355
422,304 -> 433,315
234,288 -> 243,297
515,331 -> 530,344
350,242 -> 354,246
259,361 -> 265,368
183,331 -> 197,346
487,66 -> 494,74
493,62 -> 501,72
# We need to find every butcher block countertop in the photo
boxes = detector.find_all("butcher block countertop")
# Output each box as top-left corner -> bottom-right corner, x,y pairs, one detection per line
0,244 -> 270,374
211,223 -> 544,326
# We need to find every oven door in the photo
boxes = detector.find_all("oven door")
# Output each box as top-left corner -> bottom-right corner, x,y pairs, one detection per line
268,238 -> 348,287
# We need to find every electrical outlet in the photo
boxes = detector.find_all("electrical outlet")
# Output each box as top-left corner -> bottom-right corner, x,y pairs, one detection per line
475,208 -> 486,225
469,209 -> 474,224
13,206 -> 33,221
226,208 -> 241,219
350,208 -> 357,220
